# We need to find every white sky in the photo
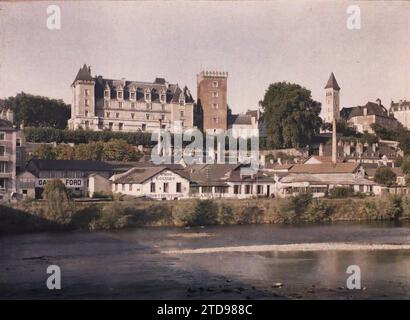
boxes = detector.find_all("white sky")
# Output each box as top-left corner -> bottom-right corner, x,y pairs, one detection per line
0,0 -> 409,114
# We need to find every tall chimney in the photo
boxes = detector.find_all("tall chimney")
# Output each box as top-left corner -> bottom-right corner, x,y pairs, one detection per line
332,117 -> 337,164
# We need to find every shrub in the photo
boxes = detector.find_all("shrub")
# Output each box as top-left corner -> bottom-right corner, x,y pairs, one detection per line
92,191 -> 113,199
237,205 -> 263,224
374,167 -> 397,186
178,200 -> 219,227
400,196 -> 410,219
218,203 -> 235,224
304,199 -> 332,222
43,179 -> 72,224
362,195 -> 402,220
89,201 -> 132,230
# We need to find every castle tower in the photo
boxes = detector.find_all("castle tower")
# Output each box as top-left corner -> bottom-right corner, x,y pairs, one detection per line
69,64 -> 96,129
197,71 -> 228,134
323,72 -> 340,124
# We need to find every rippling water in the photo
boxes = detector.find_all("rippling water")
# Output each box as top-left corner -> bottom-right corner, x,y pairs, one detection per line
1,222 -> 410,299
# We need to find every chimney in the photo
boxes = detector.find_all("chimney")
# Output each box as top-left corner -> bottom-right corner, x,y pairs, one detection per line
376,98 -> 381,106
6,108 -> 13,123
363,107 -> 367,116
319,143 -> 324,156
332,117 -> 337,164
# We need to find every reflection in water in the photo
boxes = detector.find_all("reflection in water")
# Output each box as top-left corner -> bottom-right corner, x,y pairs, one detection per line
1,222 -> 410,299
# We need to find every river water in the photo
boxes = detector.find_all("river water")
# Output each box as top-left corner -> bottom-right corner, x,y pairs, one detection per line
1,222 -> 410,299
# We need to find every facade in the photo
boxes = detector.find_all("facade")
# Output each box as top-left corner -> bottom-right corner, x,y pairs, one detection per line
340,99 -> 401,133
228,112 -> 259,139
68,64 -> 194,133
197,70 -> 228,134
322,72 -> 341,123
389,99 -> 410,129
0,109 -> 17,201
277,163 -> 377,197
110,166 -> 191,200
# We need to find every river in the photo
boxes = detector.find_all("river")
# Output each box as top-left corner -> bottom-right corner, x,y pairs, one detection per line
1,222 -> 410,299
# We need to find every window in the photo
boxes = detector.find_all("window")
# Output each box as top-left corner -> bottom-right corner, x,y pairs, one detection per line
161,104 -> 165,111
22,189 -> 27,195
106,112 -> 110,118
116,113 -> 119,118
119,123 -> 123,131
131,102 -> 135,109
0,146 -> 5,156
212,103 -> 218,109
181,121 -> 184,127
145,90 -> 151,102
212,81 -> 218,87
85,99 -> 89,106
109,122 -> 113,130
245,185 -> 252,194
150,183 -> 155,193
161,124 -> 166,129
142,124 -> 146,131
163,182 -> 169,193
118,101 -> 123,108
85,111 -> 89,117
16,139 -> 21,147
104,100 -> 109,108
129,184 -> 132,191
114,184 -> 118,191
234,185 -> 241,194
0,178 -> 6,189
104,90 -> 110,98
130,92 -> 136,100
160,93 -> 166,103
213,117 -> 218,124
180,110 -> 184,117
117,90 -> 123,99
85,121 -> 89,129
0,132 -> 4,140
146,114 -> 150,120
161,114 -> 165,121
179,97 -> 185,106
257,185 -> 263,194
131,113 -> 135,119
212,91 -> 218,97
146,103 -> 152,110
122,184 -> 125,192
0,162 -> 7,172
176,182 -> 182,193
84,89 -> 89,96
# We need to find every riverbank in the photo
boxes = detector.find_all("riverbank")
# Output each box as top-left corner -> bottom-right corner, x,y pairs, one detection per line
1,194 -> 410,234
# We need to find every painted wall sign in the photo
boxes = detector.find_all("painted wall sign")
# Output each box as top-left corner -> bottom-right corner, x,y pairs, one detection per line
35,178 -> 84,188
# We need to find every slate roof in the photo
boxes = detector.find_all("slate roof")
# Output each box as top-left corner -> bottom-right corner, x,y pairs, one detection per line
289,163 -> 360,174
390,100 -> 410,112
73,64 -> 194,105
280,173 -> 375,186
232,114 -> 253,125
111,166 -> 189,184
184,164 -> 241,186
324,72 -> 340,90
340,102 -> 390,120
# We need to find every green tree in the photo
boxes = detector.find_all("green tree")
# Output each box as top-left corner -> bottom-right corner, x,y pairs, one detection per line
374,167 -> 397,186
0,92 -> 70,129
261,82 -> 322,148
401,156 -> 410,175
43,180 -> 72,223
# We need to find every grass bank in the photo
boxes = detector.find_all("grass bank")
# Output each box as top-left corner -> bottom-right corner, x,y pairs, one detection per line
2,193 -> 410,234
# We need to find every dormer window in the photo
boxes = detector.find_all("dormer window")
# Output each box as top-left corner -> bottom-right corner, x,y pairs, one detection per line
104,89 -> 110,99
160,90 -> 166,103
145,89 -> 151,102
130,91 -> 136,100
179,95 -> 185,106
117,90 -> 123,100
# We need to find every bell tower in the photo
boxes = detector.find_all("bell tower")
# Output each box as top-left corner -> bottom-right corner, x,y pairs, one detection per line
323,72 -> 340,124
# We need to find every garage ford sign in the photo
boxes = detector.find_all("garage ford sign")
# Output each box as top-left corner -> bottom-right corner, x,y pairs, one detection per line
35,178 -> 84,188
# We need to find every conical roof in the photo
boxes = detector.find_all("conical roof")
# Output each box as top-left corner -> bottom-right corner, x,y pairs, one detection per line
73,64 -> 93,83
324,72 -> 340,90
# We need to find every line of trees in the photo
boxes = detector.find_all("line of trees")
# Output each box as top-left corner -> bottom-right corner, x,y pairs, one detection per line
30,139 -> 142,162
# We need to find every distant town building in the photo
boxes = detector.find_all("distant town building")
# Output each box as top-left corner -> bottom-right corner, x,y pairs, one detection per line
389,99 -> 410,129
228,111 -> 259,139
197,70 -> 228,134
322,72 -> 341,123
68,64 -> 194,133
340,99 -> 401,133
0,109 -> 17,201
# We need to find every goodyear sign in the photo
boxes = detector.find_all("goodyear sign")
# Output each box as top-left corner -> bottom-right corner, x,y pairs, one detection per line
35,178 -> 84,188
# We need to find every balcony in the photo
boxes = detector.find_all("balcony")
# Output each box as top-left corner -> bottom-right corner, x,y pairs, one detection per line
0,155 -> 11,162
0,172 -> 12,179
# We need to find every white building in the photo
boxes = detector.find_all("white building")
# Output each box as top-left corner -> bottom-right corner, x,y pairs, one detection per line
110,166 -> 191,200
389,99 -> 410,129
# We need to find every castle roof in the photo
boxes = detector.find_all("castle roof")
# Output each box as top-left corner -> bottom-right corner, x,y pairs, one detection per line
324,72 -> 341,90
340,101 -> 389,120
73,64 -> 94,84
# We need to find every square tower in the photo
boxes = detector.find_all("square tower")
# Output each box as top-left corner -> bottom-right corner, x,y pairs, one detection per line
197,71 -> 228,134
